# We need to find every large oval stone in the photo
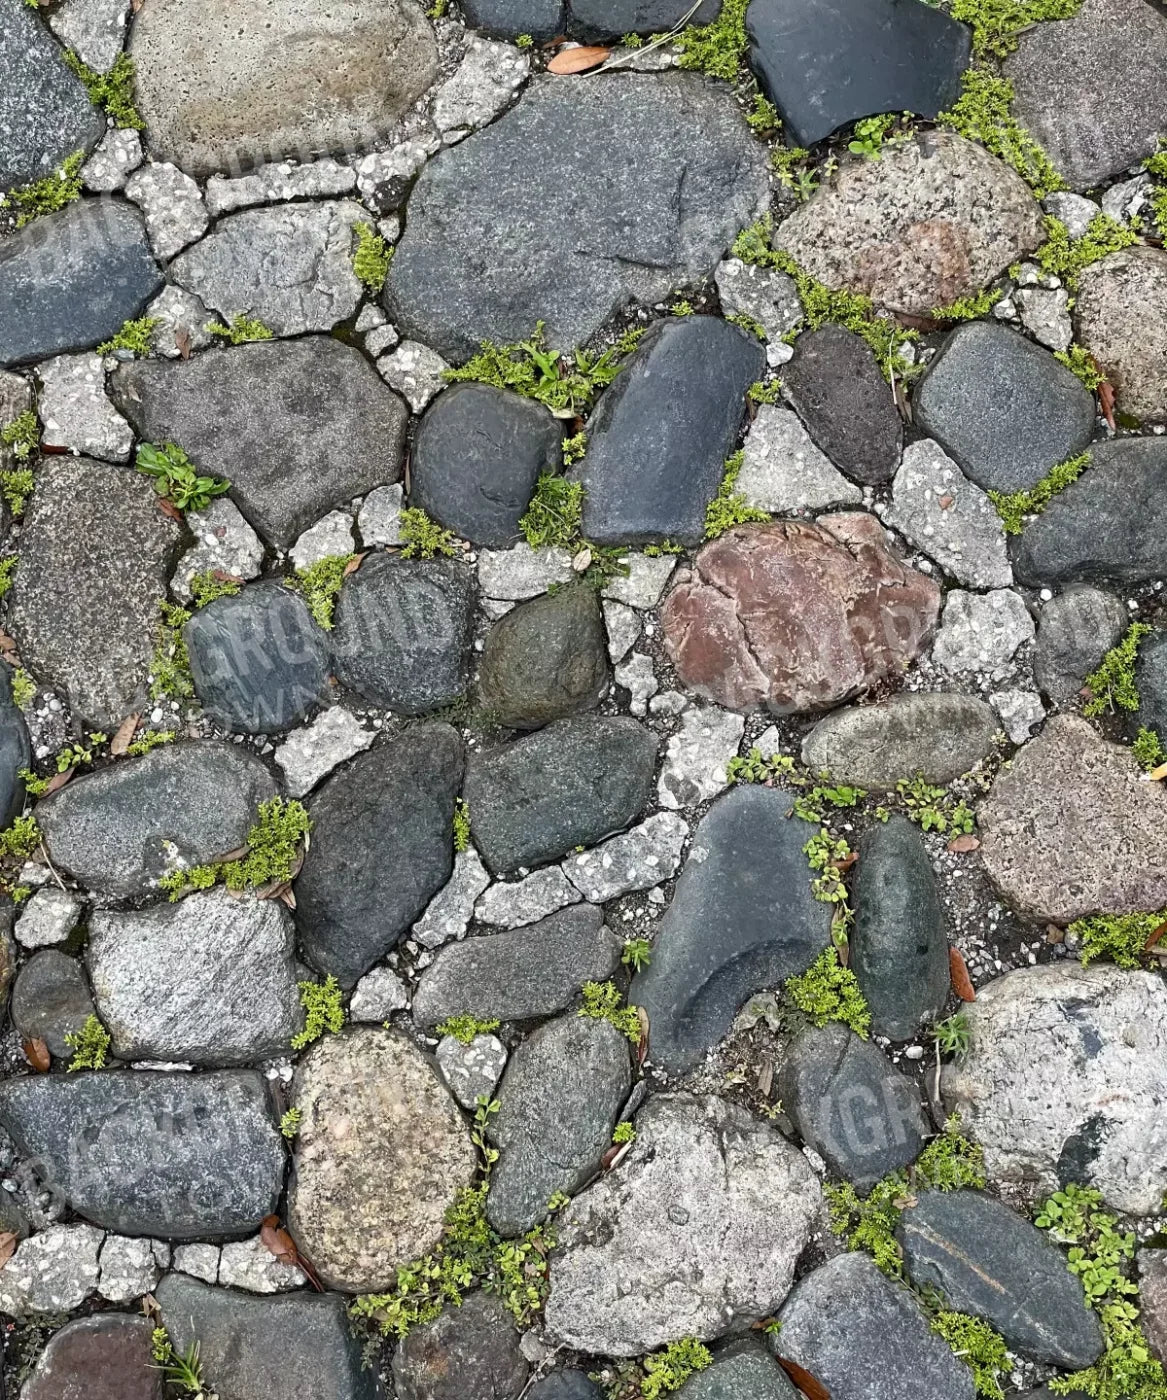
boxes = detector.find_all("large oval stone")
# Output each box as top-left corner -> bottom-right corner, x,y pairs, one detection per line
22,1314 -> 162,1400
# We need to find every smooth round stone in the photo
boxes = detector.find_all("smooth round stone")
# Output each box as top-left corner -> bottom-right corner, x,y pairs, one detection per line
461,0 -> 565,39
22,1313 -> 162,1400
11,949 -> 96,1059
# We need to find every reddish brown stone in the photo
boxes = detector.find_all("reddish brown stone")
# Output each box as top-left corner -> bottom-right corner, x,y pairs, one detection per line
660,515 -> 940,714
23,1314 -> 162,1400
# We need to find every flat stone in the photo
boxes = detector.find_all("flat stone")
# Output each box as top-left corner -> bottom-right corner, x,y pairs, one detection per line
674,1341 -> 797,1399
144,283 -> 213,360
0,200 -> 162,368
38,739 -> 277,899
96,1235 -> 165,1303
0,1225 -> 103,1316
932,588 -> 1035,675
393,1291 -> 528,1400
852,816 -> 950,1041
883,439 -> 1013,589
631,786 -> 831,1075
0,0 -> 105,191
661,515 -> 939,714
474,866 -> 581,929
775,1252 -> 975,1400
487,1013 -> 631,1235
979,714 -> 1167,923
714,256 -> 802,349
1016,286 -> 1073,352
357,482 -> 405,547
157,1272 -> 381,1400
287,1027 -> 475,1292
602,552 -> 677,609
1032,587 -> 1112,705
545,1093 -> 821,1356
14,888 -> 82,950
204,158 -> 358,218
774,131 -> 1045,317
562,812 -> 688,903
413,904 -> 622,1028
171,1243 -> 220,1284
294,724 -> 464,986
943,962 -> 1167,1214
993,686 -> 1046,745
573,317 -> 764,546
1075,245 -> 1167,423
82,128 -> 144,193
461,0 -> 564,39
898,1189 -> 1104,1367
109,338 -> 407,548
465,715 -> 658,873
218,1234 -> 303,1293
0,663 -> 30,829
387,73 -> 768,360
657,705 -> 745,810
131,0 -> 439,179
572,0 -> 719,32
275,707 -> 374,798
124,161 -> 209,261
737,404 -> 862,514
479,544 -> 574,600
1004,0 -> 1167,192
11,949 -> 95,1059
48,0 -> 130,72
413,847 -> 493,949
349,965 -> 410,1022
781,325 -> 903,485
37,353 -> 134,463
1134,630 -> 1167,740
21,1314 -> 161,1400
912,323 -> 1096,495
289,512 -> 354,572
11,456 -> 179,726
614,651 -> 657,716
87,890 -> 301,1065
436,1032 -> 508,1109
0,1071 -> 284,1238
432,35 -> 529,138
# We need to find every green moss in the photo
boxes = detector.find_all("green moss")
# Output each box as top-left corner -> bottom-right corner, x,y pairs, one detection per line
1083,622 -> 1151,717
399,508 -> 459,560
150,600 -> 195,702
11,669 -> 35,711
726,309 -> 767,341
1055,343 -> 1106,390
189,570 -> 242,608
436,1014 -> 501,1045
1145,144 -> 1167,238
137,441 -> 230,512
704,449 -> 769,539
291,974 -> 345,1050
161,797 -> 312,900
747,379 -> 782,405
949,0 -> 1082,59
578,980 -> 641,1043
126,728 -> 176,756
65,1014 -> 111,1071
670,299 -> 695,317
520,473 -> 584,548
988,449 -> 1091,534
932,287 -> 1003,321
96,316 -> 158,357
205,313 -> 274,345
1,411 -> 38,462
1069,911 -> 1166,970
784,947 -> 870,1037
848,112 -> 911,160
0,554 -> 18,600
2,152 -> 84,226
0,815 -> 41,862
291,553 -> 356,628
1133,726 -> 1165,770
642,540 -> 683,556
0,468 -> 34,518
746,92 -> 780,132
1031,213 -> 1138,291
64,51 -> 144,128
352,221 -> 393,293
938,67 -> 1065,198
452,798 -> 471,854
279,1107 -> 302,1139
670,0 -> 747,79
612,1120 -> 636,1145
639,1340 -> 714,1398
516,32 -> 534,48
930,1312 -> 1009,1399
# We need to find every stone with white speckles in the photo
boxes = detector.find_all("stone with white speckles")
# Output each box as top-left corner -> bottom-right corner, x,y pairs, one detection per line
172,1243 -> 220,1283
376,340 -> 450,413
204,158 -> 357,218
932,589 -> 1034,675
737,403 -> 861,515
145,284 -> 214,359
412,847 -> 492,949
602,552 -> 676,609
349,965 -> 410,1021
562,812 -> 688,903
125,161 -> 210,261
49,0 -> 129,71
0,1225 -> 103,1315
289,511 -> 355,572
97,1234 -> 165,1303
432,37 -> 529,138
436,1032 -> 508,1109
992,688 -> 1046,744
81,128 -> 143,193
478,545 -> 574,600
602,600 -> 640,663
219,1234 -> 304,1293
357,483 -> 405,547
658,706 -> 745,810
474,866 -> 580,929
171,496 -> 264,602
37,353 -> 134,463
714,256 -> 802,346
274,707 -> 374,798
614,651 -> 657,716
16,888 -> 83,950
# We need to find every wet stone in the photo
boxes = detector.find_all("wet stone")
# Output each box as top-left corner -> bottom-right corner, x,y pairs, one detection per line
1034,586 -> 1127,705
392,1290 -> 528,1400
20,1312 -> 161,1400
11,949 -> 96,1060
461,0 -> 564,40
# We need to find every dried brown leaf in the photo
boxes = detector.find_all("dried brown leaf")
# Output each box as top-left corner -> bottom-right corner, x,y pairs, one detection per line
547,44 -> 610,73
260,1214 -> 299,1267
110,713 -> 141,757
776,1356 -> 831,1400
1098,375 -> 1117,431
22,1037 -> 50,1072
949,945 -> 976,1002
41,768 -> 75,796
157,498 -> 185,523
636,1004 -> 650,1066
174,326 -> 192,359
0,1231 -> 18,1272
343,553 -> 367,577
946,833 -> 980,854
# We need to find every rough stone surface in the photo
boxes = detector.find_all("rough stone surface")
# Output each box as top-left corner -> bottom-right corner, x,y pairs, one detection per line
432,35 -> 529,138
413,848 -> 493,949
737,404 -> 861,515
96,1235 -> 164,1303
0,1226 -> 103,1317
11,949 -> 96,1059
289,511 -> 355,572
21,1313 -> 161,1400
545,1094 -> 822,1356
714,257 -> 802,348
479,545 -> 574,600
392,1290 -> 528,1400
144,283 -> 214,360
674,1342 -> 797,1399
562,812 -> 688,903
529,1374 -> 603,1400
1034,587 -> 1128,705
287,1027 -> 475,1292
657,706 -> 744,810
357,482 -> 405,547
474,867 -> 580,929
48,0 -> 130,71
436,1032 -> 508,1110
603,552 -> 677,609
81,128 -> 144,193
932,588 -> 1035,675
14,889 -> 82,950
1143,1250 -> 1167,1365
993,685 -> 1047,744
37,354 -> 134,463
349,965 -> 410,1022
1075,245 -> 1167,423
274,707 -> 374,798
943,962 -> 1167,1214
124,161 -> 210,261
377,340 -> 451,412
661,516 -> 939,714
218,1234 -> 304,1294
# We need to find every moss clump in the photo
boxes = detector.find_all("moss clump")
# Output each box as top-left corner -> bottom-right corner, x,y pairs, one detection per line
519,474 -> 583,548
932,287 -> 1003,321
939,68 -> 1064,198
398,508 -> 459,561
452,798 -> 471,853
988,450 -> 1091,534
578,980 -> 641,1043
747,379 -> 782,405
1083,622 -> 1150,717
1069,911 -> 1166,970
1055,343 -> 1106,391
160,796 -> 312,901
137,441 -> 230,512
704,449 -> 769,539
1146,144 -> 1167,238
97,316 -> 158,357
640,1339 -> 714,1398
64,51 -> 143,128
1133,726 -> 1165,770
2,152 -> 84,227
0,554 -> 17,601
280,1107 -> 302,1138
0,815 -> 41,862
436,1014 -> 501,1045
726,309 -> 767,341
11,669 -> 35,711
65,1015 -> 111,1071
1031,213 -> 1138,291
126,728 -> 176,757
150,601 -> 195,701
291,554 -> 356,629
561,431 -> 587,466
291,974 -> 345,1050
189,570 -> 241,608
784,947 -> 870,1037
352,221 -> 393,292
930,1311 -> 1009,1399
205,313 -> 274,345
1,411 -> 38,462
949,0 -> 1082,59
670,0 -> 747,79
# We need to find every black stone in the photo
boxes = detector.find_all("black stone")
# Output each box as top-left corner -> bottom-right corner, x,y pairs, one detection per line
295,724 -> 464,987
185,582 -> 330,735
675,1341 -> 798,1399
0,660 -> 30,828
778,1022 -> 928,1190
530,1374 -> 604,1400
392,1291 -> 528,1400
851,817 -> 949,1041
630,785 -> 832,1076
0,1070 -> 285,1238
912,322 -> 1096,495
898,1189 -> 1105,1368
781,325 -> 902,484
746,0 -> 971,148
1134,630 -> 1167,740
331,554 -> 476,715
571,0 -> 720,37
1034,586 -> 1127,705
1012,438 -> 1167,587
461,0 -> 565,40
574,317 -> 764,546
0,200 -> 163,368
464,715 -> 657,873
478,585 -> 610,730
410,382 -> 563,548
11,950 -> 96,1059
156,1273 -> 380,1400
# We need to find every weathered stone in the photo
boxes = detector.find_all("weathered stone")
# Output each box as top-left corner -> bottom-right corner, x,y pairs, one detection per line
474,866 -> 580,929
631,786 -> 831,1074
932,588 -> 1035,675
14,888 -> 82,950
109,338 -> 408,548
943,962 -> 1167,1214
661,516 -> 939,714
295,725 -> 464,986
349,965 -> 410,1022
96,1235 -> 165,1303
144,283 -> 213,360
392,1290 -> 528,1400
357,482 -> 405,547
275,706 -> 374,798
0,1071 -> 284,1238
289,512 -> 355,573
737,404 -> 861,515
1142,1249 -> 1167,1365
978,714 -> 1167,923
1075,245 -> 1167,423
22,1313 -> 161,1400
11,950 -> 95,1059
602,551 -> 677,609
413,848 -> 493,949
124,161 -> 210,262
479,544 -> 574,600
1034,586 -> 1127,704
1016,285 -> 1073,352
573,317 -> 763,545
675,1342 -> 798,1400
38,740 -> 276,899
714,257 -> 802,349
562,812 -> 688,903
413,904 -> 622,1028
657,705 -> 744,810
0,1226 -> 103,1316
48,0 -> 130,72
82,128 -> 144,193
432,35 -> 529,139
37,353 -> 134,463
387,74 -> 769,360
993,686 -> 1046,744
287,1027 -> 475,1292
11,457 -> 179,726
218,1234 -> 303,1294
204,158 -> 358,217
774,131 -> 1045,316
436,1032 -> 508,1110
0,661 -> 30,829
1134,630 -> 1167,742
545,1094 -> 821,1356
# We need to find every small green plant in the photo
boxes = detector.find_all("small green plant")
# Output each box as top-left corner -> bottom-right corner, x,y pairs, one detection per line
65,1015 -> 111,1071
189,570 -> 242,608
137,442 -> 230,512
64,51 -> 143,128
1146,143 -> 1167,239
989,450 -> 1091,534
352,221 -> 393,292
1069,911 -> 1166,970
848,113 -> 909,160
292,975 -> 344,1050
771,144 -> 821,199
784,947 -> 870,1037
802,828 -> 857,943
127,728 -> 176,756
96,315 -> 158,357
205,313 -> 274,345
0,554 -> 18,600
452,798 -> 471,854
704,449 -> 769,539
160,796 -> 312,900
1031,213 -> 1138,291
1,467 -> 34,517
932,287 -> 1004,321
639,1339 -> 714,1398
579,981 -> 641,1044
746,92 -> 780,132
1055,343 -> 1105,391
291,553 -> 356,628
1133,726 -> 1165,770
516,32 -> 533,47
399,508 -> 459,560
1,411 -> 38,462
726,309 -> 767,341
150,1328 -> 208,1395
11,669 -> 35,710
894,776 -> 975,835
150,601 -> 195,701
436,1014 -> 501,1045
932,1011 -> 972,1059
562,433 -> 588,467
0,816 -> 41,862
670,299 -> 695,316
931,1311 -> 1009,1399
520,474 -> 583,548
642,539 -> 682,556
727,747 -> 797,785
279,1107 -> 302,1139
1083,623 -> 1151,717
612,1120 -> 636,1145
747,378 -> 782,405
621,937 -> 652,972
939,68 -> 1064,198
670,0 -> 747,79
1,152 -> 84,226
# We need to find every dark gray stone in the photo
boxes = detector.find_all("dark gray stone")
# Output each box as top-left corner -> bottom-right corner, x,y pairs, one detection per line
0,1070 -> 285,1238
295,725 -> 464,987
185,582 -> 330,735
331,554 -> 476,716
529,1374 -> 603,1400
410,383 -> 563,548
465,715 -> 657,873
462,0 -> 565,40
774,1252 -> 976,1400
38,740 -> 277,898
0,200 -> 163,368
414,904 -> 622,1028
912,322 -> 1096,495
852,817 -> 949,1041
156,1273 -> 381,1400
898,1189 -> 1105,1368
11,950 -> 95,1059
676,1341 -> 797,1399
781,325 -> 902,485
21,1313 -> 162,1400
392,1290 -> 528,1400
1035,586 -> 1127,705
573,317 -> 764,546
386,73 -> 769,361
746,0 -> 970,148
1012,438 -> 1167,587
0,896 -> 16,1024
572,0 -> 720,37
487,1012 -> 630,1235
630,785 -> 831,1075
478,585 -> 609,730
1134,630 -> 1167,741
109,338 -> 408,548
0,661 -> 30,828
0,0 -> 106,192
778,1023 -> 928,1190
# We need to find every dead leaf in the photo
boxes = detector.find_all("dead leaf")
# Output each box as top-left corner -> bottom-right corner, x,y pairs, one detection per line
343,553 -> 367,577
1046,924 -> 1065,945
1146,920 -> 1167,951
0,1231 -> 18,1272
0,628 -> 20,664
1148,760 -> 1167,782
776,1356 -> 831,1400
832,851 -> 858,873
40,768 -> 75,797
110,713 -> 141,757
22,1037 -> 50,1072
141,1293 -> 162,1323
261,1214 -> 299,1267
756,1054 -> 773,1100
174,326 -> 192,359
946,833 -> 980,854
636,1004 -> 650,1066
1098,375 -> 1117,431
949,945 -> 976,1002
157,498 -> 184,523
571,546 -> 592,573
547,44 -> 610,73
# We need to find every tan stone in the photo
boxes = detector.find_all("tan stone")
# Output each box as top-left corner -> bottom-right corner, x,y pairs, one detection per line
1075,245 -> 1167,423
